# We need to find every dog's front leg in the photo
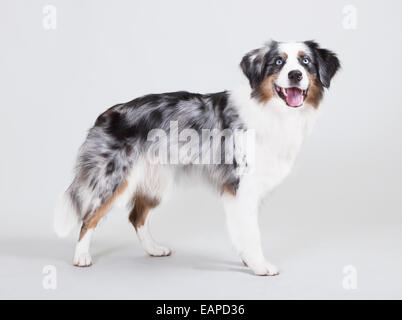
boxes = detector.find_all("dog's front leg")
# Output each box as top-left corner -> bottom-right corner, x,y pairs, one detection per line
222,190 -> 279,276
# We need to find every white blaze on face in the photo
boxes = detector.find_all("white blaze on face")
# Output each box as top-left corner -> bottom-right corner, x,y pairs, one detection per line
275,42 -> 310,91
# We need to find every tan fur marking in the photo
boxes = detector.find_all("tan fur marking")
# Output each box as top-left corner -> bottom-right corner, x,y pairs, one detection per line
221,184 -> 237,197
257,73 -> 279,104
298,51 -> 306,58
79,181 -> 128,241
129,193 -> 160,230
255,53 -> 286,104
297,51 -> 324,108
305,73 -> 324,108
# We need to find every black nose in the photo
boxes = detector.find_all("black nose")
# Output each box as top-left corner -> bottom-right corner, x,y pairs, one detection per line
288,70 -> 303,82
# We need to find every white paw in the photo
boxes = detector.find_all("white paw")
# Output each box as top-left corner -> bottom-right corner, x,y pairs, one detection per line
147,245 -> 172,257
264,262 -> 279,276
73,252 -> 93,267
249,261 -> 279,276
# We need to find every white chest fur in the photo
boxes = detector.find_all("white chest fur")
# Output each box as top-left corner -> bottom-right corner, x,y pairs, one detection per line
230,86 -> 319,198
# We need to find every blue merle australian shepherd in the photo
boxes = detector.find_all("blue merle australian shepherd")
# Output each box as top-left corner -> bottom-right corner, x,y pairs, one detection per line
54,40 -> 340,276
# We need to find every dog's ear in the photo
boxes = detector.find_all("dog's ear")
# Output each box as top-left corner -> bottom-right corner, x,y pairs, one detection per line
240,42 -> 275,89
305,41 -> 340,88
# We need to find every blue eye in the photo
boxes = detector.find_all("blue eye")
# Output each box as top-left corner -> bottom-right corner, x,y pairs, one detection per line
303,57 -> 310,64
275,58 -> 283,66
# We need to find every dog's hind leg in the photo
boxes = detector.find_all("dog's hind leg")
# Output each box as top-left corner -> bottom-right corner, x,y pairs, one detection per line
73,181 -> 128,267
74,227 -> 94,267
129,193 -> 171,257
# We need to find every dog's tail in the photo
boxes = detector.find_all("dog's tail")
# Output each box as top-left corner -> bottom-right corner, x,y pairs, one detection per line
53,187 -> 80,237
54,124 -> 133,237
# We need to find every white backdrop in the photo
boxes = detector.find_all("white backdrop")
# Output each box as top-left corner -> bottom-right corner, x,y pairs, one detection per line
1,0 -> 401,299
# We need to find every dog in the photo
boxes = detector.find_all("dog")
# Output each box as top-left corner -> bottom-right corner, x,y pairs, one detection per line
54,40 -> 340,276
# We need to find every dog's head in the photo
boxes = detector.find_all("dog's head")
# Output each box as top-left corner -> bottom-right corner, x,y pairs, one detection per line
240,40 -> 340,108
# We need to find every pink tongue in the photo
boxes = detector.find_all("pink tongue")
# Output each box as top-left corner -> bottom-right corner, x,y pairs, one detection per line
285,88 -> 304,107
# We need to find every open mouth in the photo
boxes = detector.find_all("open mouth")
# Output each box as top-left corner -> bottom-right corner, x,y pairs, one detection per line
274,85 -> 308,108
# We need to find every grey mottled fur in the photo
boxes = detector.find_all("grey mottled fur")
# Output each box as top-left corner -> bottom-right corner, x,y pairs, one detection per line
66,91 -> 245,223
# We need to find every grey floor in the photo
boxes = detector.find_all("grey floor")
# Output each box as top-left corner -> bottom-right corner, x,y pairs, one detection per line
1,222 -> 401,299
2,167 -> 402,300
